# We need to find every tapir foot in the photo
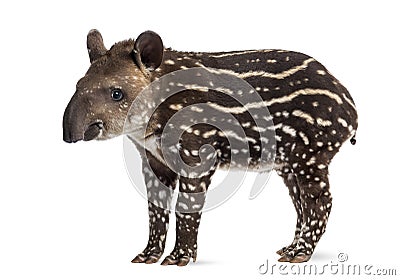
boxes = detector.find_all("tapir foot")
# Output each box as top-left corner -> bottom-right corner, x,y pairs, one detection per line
160,247 -> 197,266
131,248 -> 163,264
277,246 -> 312,263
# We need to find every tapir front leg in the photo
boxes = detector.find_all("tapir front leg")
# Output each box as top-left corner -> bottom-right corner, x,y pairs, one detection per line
131,151 -> 178,264
161,174 -> 213,266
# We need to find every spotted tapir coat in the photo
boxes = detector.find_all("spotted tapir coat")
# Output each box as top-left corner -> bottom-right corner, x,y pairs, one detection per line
63,30 -> 358,265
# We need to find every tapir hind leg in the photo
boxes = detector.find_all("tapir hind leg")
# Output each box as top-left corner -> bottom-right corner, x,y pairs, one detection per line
277,164 -> 332,263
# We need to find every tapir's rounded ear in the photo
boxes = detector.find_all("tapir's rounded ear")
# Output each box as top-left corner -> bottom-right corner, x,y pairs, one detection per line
132,31 -> 163,72
87,29 -> 107,63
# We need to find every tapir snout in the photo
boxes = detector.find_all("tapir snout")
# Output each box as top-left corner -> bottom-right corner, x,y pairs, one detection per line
62,94 -> 103,143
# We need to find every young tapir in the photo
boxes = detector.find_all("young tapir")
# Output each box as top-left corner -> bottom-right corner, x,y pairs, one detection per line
63,29 -> 358,265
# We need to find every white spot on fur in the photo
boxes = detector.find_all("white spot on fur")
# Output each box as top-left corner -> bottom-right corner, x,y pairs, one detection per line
169,104 -> 183,110
299,131 -> 309,145
292,110 -> 314,124
282,125 -> 297,137
164,59 -> 175,65
338,117 -> 348,127
306,156 -> 316,166
202,129 -> 217,138
316,118 -> 332,127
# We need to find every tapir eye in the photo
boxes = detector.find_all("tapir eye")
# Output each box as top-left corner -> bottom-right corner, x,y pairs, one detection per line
111,88 -> 124,101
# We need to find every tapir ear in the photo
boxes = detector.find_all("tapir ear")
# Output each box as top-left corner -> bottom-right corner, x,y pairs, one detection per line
87,29 -> 107,63
132,31 -> 164,72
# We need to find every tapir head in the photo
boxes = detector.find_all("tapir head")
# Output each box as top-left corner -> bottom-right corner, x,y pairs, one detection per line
63,29 -> 164,143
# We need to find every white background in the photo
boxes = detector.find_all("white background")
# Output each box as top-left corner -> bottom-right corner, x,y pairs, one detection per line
1,0 -> 399,279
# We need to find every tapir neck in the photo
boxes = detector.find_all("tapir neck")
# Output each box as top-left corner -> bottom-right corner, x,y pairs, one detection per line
153,49 -> 216,79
